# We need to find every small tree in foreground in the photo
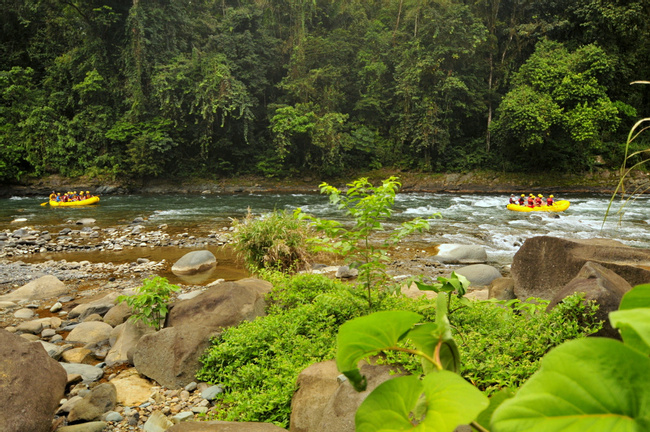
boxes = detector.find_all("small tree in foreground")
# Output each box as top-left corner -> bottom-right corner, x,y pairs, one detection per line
295,176 -> 437,309
117,276 -> 179,330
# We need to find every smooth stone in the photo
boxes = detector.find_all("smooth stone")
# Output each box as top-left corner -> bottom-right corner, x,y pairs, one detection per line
14,308 -> 35,319
59,362 -> 104,383
201,385 -> 223,400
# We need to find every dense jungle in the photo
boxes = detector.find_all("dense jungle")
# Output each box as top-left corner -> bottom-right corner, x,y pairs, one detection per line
2,0 -> 650,184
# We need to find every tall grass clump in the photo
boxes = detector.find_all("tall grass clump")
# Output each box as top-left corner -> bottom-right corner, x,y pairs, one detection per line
231,209 -> 315,272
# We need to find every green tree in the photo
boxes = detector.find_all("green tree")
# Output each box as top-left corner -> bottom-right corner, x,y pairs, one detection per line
491,39 -> 631,171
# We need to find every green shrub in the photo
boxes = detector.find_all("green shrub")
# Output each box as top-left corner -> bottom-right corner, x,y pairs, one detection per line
197,285 -> 366,426
231,209 -> 315,273
197,271 -> 601,428
378,294 -> 602,394
116,276 -> 180,330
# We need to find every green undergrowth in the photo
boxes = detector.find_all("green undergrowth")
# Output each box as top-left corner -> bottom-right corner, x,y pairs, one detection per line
196,272 -> 602,428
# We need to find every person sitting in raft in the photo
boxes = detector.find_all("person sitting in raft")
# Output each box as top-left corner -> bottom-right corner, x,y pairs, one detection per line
85,191 -> 92,199
547,195 -> 554,206
55,193 -> 62,202
49,191 -> 56,201
527,194 -> 535,207
535,194 -> 543,207
518,194 -> 525,206
509,194 -> 516,204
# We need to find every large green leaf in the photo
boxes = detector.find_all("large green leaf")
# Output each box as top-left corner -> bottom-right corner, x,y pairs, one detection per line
337,311 -> 422,391
610,309 -> 650,356
356,371 -> 488,432
408,322 -> 460,373
491,338 -> 650,432
618,284 -> 650,310
610,284 -> 650,355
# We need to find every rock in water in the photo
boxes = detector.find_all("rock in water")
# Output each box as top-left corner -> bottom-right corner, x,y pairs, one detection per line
171,250 -> 217,275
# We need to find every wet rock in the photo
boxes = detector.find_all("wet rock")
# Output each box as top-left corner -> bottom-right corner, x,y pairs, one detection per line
76,218 -> 97,225
171,250 -> 217,275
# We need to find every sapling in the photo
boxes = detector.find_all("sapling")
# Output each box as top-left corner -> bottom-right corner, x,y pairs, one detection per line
117,276 -> 179,330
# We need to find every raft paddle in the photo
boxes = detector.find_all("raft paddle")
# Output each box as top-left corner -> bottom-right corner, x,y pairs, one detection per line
40,201 -> 49,206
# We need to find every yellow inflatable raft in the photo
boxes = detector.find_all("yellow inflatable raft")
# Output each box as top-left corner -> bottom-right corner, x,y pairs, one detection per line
507,200 -> 570,213
48,196 -> 100,207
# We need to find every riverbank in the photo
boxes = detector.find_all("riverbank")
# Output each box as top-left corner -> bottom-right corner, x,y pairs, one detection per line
2,168 -> 648,197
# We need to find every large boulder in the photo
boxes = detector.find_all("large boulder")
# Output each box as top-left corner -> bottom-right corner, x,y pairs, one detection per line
0,329 -> 67,432
429,244 -> 487,264
133,278 -> 272,388
512,236 -> 650,301
455,264 -> 502,287
166,278 -> 272,328
547,261 -> 632,338
171,250 -> 217,275
167,422 -> 288,431
0,275 -> 68,302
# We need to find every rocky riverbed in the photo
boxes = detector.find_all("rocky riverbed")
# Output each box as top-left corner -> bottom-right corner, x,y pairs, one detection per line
1,211 -> 479,432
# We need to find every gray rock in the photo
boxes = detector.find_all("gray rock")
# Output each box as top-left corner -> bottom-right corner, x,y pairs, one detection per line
430,244 -> 488,264
38,340 -> 68,360
103,411 -> 123,422
68,382 -> 117,423
184,382 -> 197,392
455,264 -> 503,287
56,421 -> 108,432
68,292 -> 120,319
171,250 -> 217,275
16,319 -> 44,334
0,275 -> 68,302
66,321 -> 113,345
335,266 -> 358,279
76,218 -> 97,225
59,362 -> 104,383
143,410 -> 174,432
14,308 -> 35,319
133,279 -> 272,388
171,411 -> 194,424
201,384 -> 223,400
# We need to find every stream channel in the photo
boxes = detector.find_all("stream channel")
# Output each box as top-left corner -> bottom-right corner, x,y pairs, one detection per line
2,192 -> 650,284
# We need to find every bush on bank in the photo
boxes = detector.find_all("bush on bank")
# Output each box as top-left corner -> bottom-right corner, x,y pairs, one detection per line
196,272 -> 601,427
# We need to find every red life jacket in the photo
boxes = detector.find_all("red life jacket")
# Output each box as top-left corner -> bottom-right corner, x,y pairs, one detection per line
547,198 -> 553,206
527,197 -> 534,207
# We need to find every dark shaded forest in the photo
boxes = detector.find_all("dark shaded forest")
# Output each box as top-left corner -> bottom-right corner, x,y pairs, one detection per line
2,0 -> 650,183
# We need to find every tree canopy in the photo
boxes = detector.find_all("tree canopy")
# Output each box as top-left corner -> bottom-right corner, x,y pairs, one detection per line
1,0 -> 649,182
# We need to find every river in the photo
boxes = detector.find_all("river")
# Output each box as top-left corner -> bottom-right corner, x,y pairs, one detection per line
2,192 -> 649,270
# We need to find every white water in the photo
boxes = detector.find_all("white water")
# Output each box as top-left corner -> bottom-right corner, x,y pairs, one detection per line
1,192 -> 649,266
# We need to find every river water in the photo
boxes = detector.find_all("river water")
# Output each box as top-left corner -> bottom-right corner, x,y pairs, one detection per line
2,192 -> 650,268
